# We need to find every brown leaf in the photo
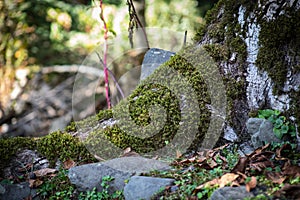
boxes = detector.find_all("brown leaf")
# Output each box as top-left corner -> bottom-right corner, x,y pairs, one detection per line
274,184 -> 300,199
24,196 -> 32,200
196,178 -> 219,190
282,160 -> 300,177
207,158 -> 218,169
245,176 -> 257,192
29,179 -> 43,188
63,159 -> 76,169
34,168 -> 57,177
219,173 -> 239,188
275,143 -> 292,160
250,160 -> 274,172
265,171 -> 286,184
251,143 -> 270,156
196,173 -> 239,189
231,157 -> 248,174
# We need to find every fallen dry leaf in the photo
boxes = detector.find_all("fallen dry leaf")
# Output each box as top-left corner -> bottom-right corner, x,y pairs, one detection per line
264,171 -> 286,184
231,157 -> 248,174
34,168 -> 57,177
275,143 -> 293,160
63,159 -> 76,169
29,179 -> 43,188
219,173 -> 239,188
196,173 -> 239,189
282,160 -> 300,177
274,184 -> 300,199
245,176 -> 257,192
196,178 -> 219,190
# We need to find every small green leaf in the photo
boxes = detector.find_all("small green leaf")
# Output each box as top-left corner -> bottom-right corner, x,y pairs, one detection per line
281,125 -> 289,134
273,128 -> 283,139
279,116 -> 286,121
275,118 -> 283,128
274,110 -> 281,116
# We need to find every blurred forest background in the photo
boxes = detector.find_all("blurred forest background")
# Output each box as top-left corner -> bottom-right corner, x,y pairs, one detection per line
0,0 -> 217,137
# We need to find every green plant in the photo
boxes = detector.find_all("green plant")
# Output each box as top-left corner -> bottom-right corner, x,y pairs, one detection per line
196,185 -> 218,199
78,175 -> 123,200
38,169 -> 75,199
258,109 -> 297,139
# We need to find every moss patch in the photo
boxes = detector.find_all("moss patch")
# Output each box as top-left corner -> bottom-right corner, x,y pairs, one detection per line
37,131 -> 96,166
0,131 -> 96,173
256,8 -> 300,93
84,47 -> 215,157
0,137 -> 37,171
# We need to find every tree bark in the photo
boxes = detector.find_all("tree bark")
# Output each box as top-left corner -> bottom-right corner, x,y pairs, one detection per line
197,0 -> 300,139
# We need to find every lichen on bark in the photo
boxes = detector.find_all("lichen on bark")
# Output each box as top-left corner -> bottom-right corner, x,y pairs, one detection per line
196,0 -> 300,138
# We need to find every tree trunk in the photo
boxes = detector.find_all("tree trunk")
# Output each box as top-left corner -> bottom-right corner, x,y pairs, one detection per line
197,0 -> 300,140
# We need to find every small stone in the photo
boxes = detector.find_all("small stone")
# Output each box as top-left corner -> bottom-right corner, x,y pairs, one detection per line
223,125 -> 239,142
124,176 -> 175,200
140,48 -> 175,81
250,118 -> 282,149
210,186 -> 254,200
258,120 -> 282,143
246,118 -> 264,135
238,142 -> 255,156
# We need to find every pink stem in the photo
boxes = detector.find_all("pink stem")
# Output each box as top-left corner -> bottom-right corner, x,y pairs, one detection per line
99,0 -> 111,109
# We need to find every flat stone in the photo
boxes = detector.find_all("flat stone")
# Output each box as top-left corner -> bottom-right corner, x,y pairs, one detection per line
68,162 -> 131,193
103,156 -> 171,174
124,176 -> 175,200
210,186 -> 254,200
68,157 -> 171,193
140,48 -> 175,81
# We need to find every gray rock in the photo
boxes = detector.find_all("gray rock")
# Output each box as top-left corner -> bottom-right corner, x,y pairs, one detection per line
238,141 -> 255,156
251,132 -> 264,149
223,125 -> 239,142
247,118 -> 282,149
68,157 -> 171,193
258,119 -> 281,144
140,48 -> 175,81
124,176 -> 175,200
0,185 -> 5,194
209,186 -> 254,200
246,118 -> 264,135
0,182 -> 38,200
103,156 -> 171,174
68,162 -> 131,193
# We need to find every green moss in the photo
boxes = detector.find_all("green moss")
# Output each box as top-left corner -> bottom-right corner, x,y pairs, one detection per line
37,131 -> 96,166
256,9 -> 300,93
64,121 -> 77,132
203,44 -> 229,61
0,137 -> 37,171
96,109 -> 113,121
85,47 -> 214,156
0,131 -> 97,173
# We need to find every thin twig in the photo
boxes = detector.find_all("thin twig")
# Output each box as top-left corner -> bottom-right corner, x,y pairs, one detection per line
96,52 -> 125,99
127,0 -> 149,49
99,0 -> 111,109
